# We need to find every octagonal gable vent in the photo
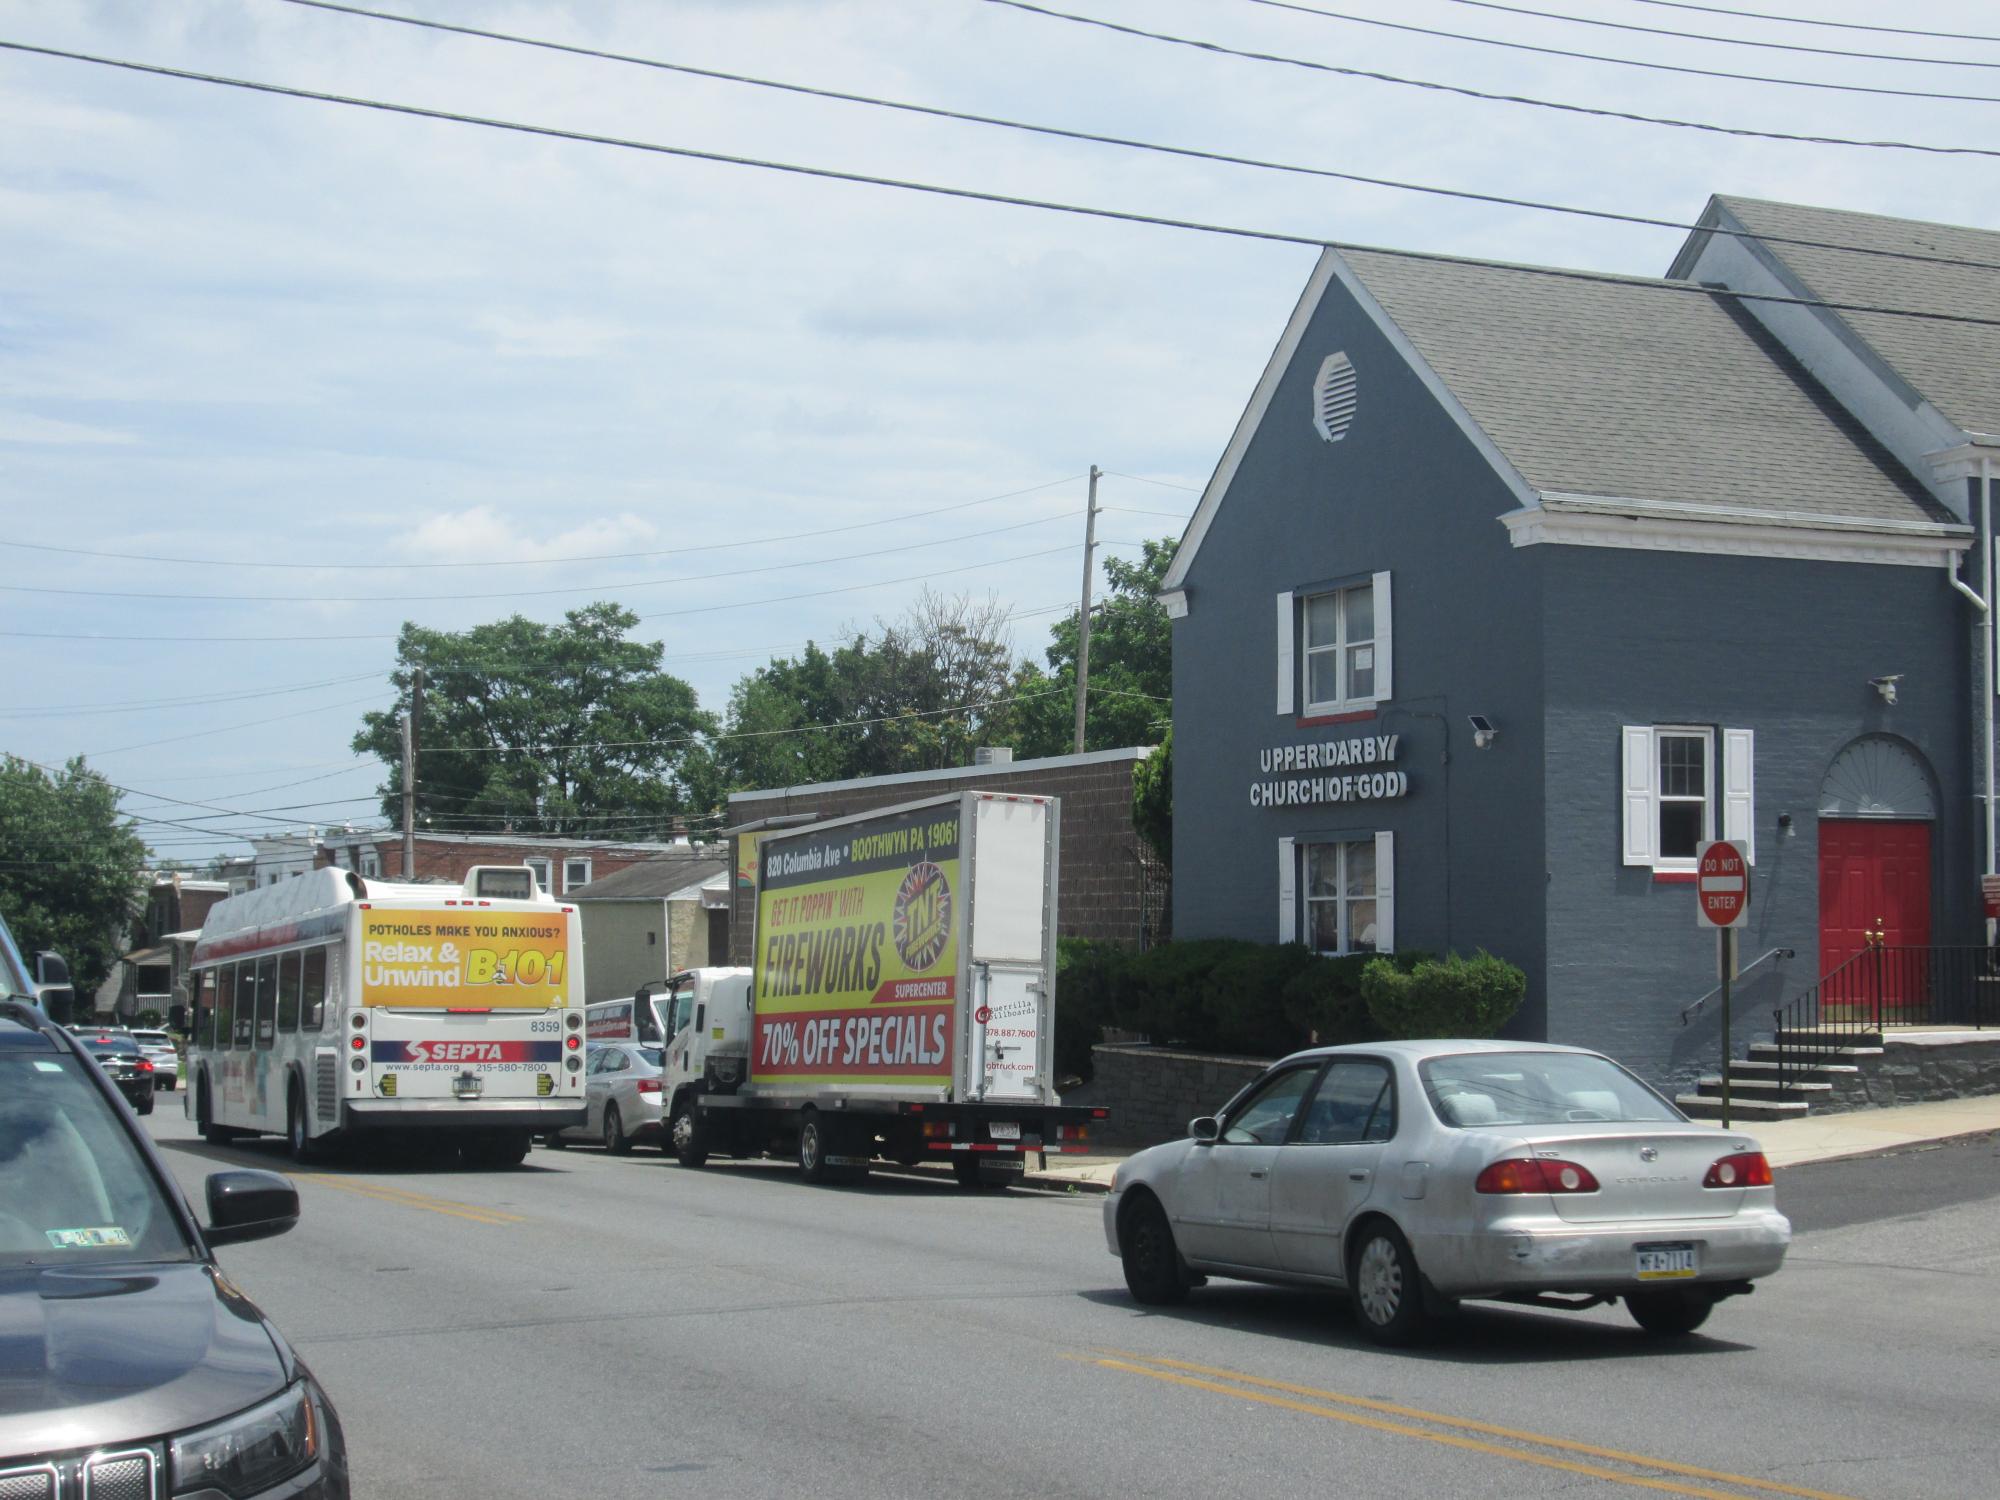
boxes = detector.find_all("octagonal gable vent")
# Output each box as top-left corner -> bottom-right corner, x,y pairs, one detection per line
1313,352 -> 1358,444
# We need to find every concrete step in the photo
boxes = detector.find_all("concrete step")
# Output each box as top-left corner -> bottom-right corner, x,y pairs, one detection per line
1675,1094 -> 1812,1122
1695,1074 -> 1833,1100
1774,1028 -> 1882,1050
1728,1058 -> 1860,1083
1753,1040 -> 1883,1061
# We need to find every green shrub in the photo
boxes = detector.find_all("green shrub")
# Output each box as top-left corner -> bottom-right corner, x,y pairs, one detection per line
133,1008 -> 163,1029
1201,942 -> 1317,1056
1055,937 -> 1130,1083
1361,950 -> 1526,1040
1280,951 -> 1422,1048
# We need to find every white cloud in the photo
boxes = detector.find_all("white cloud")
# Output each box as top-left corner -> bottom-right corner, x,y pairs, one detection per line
397,505 -> 662,566
0,411 -> 137,445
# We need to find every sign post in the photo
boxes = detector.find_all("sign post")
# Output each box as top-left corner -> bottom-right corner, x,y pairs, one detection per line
1696,840 -> 1751,1128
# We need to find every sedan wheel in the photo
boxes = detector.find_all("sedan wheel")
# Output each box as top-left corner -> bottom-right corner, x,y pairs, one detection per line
1349,1223 -> 1432,1345
1118,1195 -> 1190,1306
1627,1288 -> 1714,1337
603,1104 -> 631,1155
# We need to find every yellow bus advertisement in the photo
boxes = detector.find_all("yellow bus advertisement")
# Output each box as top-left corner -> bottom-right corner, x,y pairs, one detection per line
753,803 -> 959,1084
360,908 -> 573,1009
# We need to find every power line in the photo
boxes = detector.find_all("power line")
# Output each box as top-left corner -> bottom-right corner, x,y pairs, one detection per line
0,473 -> 1083,572
1441,0 -> 2000,66
1622,0 -> 2000,46
0,670 -> 383,719
265,0 -> 2000,275
973,0 -> 2000,156
1105,471 -> 1202,493
84,693 -> 394,759
12,31 -> 2000,310
0,510 -> 1081,605
1239,0 -> 2000,98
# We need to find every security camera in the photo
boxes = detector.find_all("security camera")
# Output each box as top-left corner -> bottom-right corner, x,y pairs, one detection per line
1869,675 -> 1902,705
1468,714 -> 1498,750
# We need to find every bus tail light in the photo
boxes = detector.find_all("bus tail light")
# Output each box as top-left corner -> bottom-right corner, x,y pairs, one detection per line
349,1035 -> 365,1051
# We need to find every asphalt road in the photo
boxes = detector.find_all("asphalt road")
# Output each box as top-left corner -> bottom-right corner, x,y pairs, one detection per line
145,1107 -> 2000,1500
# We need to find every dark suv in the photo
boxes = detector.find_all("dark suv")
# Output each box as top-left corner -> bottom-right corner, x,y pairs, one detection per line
0,999 -> 350,1496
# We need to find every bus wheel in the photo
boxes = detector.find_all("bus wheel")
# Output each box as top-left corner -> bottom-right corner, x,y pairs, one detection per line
197,1077 -> 236,1144
464,1130 -> 531,1169
670,1102 -> 708,1168
286,1088 -> 323,1164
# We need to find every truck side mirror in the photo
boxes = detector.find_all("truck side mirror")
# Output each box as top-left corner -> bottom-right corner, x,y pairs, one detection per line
33,951 -> 75,1025
34,951 -> 71,987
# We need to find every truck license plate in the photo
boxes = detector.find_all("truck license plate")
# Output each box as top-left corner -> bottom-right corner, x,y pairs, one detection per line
988,1121 -> 1020,1141
1635,1244 -> 1697,1280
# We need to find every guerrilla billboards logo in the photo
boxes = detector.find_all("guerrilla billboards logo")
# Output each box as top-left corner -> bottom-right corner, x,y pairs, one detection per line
892,861 -> 952,971
1251,733 -> 1408,808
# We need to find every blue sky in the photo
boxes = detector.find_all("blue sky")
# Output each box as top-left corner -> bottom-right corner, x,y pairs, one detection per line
3,0 -> 1995,864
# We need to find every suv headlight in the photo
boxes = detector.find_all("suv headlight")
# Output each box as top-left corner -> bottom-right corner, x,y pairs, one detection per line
170,1381 -> 318,1497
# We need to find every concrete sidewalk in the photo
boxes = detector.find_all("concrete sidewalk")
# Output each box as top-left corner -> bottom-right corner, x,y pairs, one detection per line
1020,1094 -> 2000,1192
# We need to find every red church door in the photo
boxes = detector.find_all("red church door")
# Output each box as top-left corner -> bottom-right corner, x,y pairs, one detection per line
1818,820 -> 1932,1019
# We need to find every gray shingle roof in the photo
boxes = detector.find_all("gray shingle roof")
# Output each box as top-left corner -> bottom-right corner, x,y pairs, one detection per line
569,854 -> 727,901
1712,196 -> 2000,442
1338,247 -> 1955,529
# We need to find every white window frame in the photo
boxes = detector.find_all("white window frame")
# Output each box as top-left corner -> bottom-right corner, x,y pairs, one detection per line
563,857 -> 592,893
1280,571 -> 1393,718
525,857 -> 553,895
1621,725 -> 1754,870
359,850 -> 381,879
1281,830 -> 1394,953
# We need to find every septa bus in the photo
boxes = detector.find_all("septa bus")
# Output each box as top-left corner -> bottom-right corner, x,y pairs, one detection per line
179,865 -> 587,1167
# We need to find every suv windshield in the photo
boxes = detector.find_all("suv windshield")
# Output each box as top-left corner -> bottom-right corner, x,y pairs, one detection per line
1420,1051 -> 1682,1128
0,1049 -> 193,1269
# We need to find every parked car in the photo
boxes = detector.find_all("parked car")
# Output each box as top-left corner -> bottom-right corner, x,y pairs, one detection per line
545,1042 -> 665,1153
72,1031 -> 157,1116
128,1027 -> 182,1090
1105,1040 -> 1791,1343
0,998 -> 350,1493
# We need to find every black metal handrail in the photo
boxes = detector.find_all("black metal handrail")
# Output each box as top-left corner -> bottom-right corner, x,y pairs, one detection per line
1773,944 -> 2000,1086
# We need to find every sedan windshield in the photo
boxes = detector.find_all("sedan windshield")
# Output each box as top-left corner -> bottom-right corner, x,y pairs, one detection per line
0,1053 -> 194,1269
1420,1051 -> 1681,1128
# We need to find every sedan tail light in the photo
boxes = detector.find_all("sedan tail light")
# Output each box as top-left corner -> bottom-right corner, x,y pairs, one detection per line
635,1079 -> 662,1096
135,1058 -> 154,1073
1475,1157 -> 1600,1195
1703,1151 -> 1772,1188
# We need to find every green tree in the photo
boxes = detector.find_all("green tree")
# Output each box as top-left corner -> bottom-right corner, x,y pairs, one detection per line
1131,725 -> 1172,868
353,604 -> 718,839
715,591 -> 1045,787
1015,537 -> 1176,758
0,756 -> 147,993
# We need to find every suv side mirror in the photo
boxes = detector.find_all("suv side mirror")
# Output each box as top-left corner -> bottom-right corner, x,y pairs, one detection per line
1189,1115 -> 1220,1144
33,951 -> 75,1025
204,1170 -> 300,1246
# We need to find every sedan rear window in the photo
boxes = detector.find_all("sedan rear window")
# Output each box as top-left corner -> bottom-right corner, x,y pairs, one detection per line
0,1054 -> 194,1269
1420,1051 -> 1681,1128
636,1046 -> 664,1068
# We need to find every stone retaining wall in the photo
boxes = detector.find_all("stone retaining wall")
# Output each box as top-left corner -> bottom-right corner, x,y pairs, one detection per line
1088,1043 -> 1273,1147
1824,1033 -> 2000,1112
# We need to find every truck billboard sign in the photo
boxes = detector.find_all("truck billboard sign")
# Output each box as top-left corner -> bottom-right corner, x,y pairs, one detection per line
754,801 -> 961,1084
359,908 -> 573,1009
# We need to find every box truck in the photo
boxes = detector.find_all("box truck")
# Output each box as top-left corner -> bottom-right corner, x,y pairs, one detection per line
659,791 -> 1106,1184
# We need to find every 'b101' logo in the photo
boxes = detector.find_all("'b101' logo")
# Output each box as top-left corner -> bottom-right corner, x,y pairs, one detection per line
892,861 -> 952,971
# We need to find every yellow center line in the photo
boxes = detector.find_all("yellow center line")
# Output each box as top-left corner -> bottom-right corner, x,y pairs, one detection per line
1083,1353 -> 1864,1500
1101,1351 -> 1859,1500
304,1174 -> 526,1226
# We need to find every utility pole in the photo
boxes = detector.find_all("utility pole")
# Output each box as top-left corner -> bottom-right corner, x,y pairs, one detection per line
1072,465 -> 1101,755
401,668 -> 423,879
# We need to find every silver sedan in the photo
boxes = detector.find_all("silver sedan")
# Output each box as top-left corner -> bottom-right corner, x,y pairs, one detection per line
1103,1040 -> 1790,1343
546,1042 -> 665,1154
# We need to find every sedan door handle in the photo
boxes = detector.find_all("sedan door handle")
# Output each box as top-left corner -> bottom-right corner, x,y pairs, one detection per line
1348,1170 -> 1370,1182
1248,1169 -> 1267,1179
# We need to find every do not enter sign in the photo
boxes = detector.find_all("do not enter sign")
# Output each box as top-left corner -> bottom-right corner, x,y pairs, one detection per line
1696,840 -> 1750,928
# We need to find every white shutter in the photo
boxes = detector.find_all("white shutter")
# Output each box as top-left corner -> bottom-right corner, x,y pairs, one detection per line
1621,727 -> 1655,866
1371,571 -> 1393,703
1278,837 -> 1297,944
1276,591 -> 1295,716
1372,830 -> 1395,954
1723,728 -> 1756,866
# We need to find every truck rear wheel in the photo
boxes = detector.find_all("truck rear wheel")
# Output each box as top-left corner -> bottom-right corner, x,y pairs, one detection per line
671,1101 -> 709,1168
797,1112 -> 833,1184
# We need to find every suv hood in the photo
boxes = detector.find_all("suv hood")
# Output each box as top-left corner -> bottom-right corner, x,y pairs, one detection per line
0,1261 -> 287,1458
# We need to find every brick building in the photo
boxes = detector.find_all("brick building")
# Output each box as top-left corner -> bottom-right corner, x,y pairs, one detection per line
315,830 -> 717,899
724,747 -> 1164,965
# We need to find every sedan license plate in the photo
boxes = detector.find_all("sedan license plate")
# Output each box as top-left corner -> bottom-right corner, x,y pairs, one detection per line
1635,1243 -> 1698,1281
988,1121 -> 1021,1141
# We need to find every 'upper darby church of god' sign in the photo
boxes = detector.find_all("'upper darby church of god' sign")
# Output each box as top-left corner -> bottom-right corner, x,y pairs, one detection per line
1162,195 -> 1999,1093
